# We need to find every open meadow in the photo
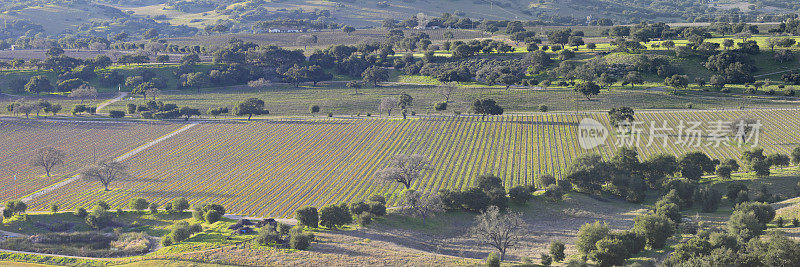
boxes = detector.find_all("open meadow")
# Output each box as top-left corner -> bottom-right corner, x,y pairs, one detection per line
165,28 -> 491,50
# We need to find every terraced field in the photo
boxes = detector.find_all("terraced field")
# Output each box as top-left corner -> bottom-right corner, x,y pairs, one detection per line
25,109 -> 800,217
0,119 -> 184,201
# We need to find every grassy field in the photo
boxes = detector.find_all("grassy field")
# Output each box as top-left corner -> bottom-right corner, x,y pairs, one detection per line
166,28 -> 491,50
20,109 -> 800,218
0,119 -> 183,202
97,81 -> 800,118
0,210 -> 256,266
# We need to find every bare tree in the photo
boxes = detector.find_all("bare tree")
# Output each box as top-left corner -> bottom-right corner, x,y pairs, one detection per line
69,85 -> 97,104
81,161 -> 128,191
247,78 -> 272,89
106,51 -> 121,62
730,118 -> 757,143
144,42 -> 166,55
438,82 -> 458,103
30,147 -> 65,177
296,35 -> 318,50
89,42 -> 108,51
145,87 -> 161,100
401,189 -> 444,223
375,154 -> 432,189
735,32 -> 751,41
13,102 -> 39,119
470,206 -> 526,261
379,97 -> 399,116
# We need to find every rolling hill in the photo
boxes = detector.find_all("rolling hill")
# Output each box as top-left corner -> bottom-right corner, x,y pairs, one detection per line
1,0 -> 798,40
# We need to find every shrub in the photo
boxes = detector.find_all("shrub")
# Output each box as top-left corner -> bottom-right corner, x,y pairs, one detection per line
149,203 -> 159,214
289,230 -> 313,250
543,184 -> 565,202
695,187 -> 722,212
49,204 -> 59,214
727,184 -> 748,204
161,236 -> 173,246
540,253 -> 552,266
633,214 -> 674,249
666,236 -> 713,264
716,164 -> 732,179
538,105 -> 549,112
256,227 -> 280,246
434,102 -> 447,111
727,210 -> 763,240
4,200 -> 27,216
349,201 -> 370,216
357,212 -> 373,226
734,202 -> 775,225
751,185 -> 774,203
476,174 -> 504,192
776,217 -> 784,227
109,110 -> 125,118
295,207 -> 319,228
204,210 -> 222,224
794,218 -> 799,227
486,188 -> 509,210
95,200 -> 110,210
662,179 -> 697,208
539,174 -> 557,188
508,185 -> 532,204
194,203 -> 225,223
192,210 -> 202,221
576,221 -> 610,254
86,206 -> 112,229
141,111 -> 153,119
72,105 -> 86,115
655,201 -> 681,223
612,230 -> 645,256
74,207 -> 87,217
278,223 -> 292,237
708,232 -> 739,250
319,203 -> 352,229
190,223 -> 203,233
591,237 -> 628,267
170,224 -> 193,243
460,187 -> 492,212
368,195 -> 386,205
171,197 -> 190,212
129,198 -> 149,212
550,241 -> 566,262
485,252 -> 500,267
368,202 -> 386,216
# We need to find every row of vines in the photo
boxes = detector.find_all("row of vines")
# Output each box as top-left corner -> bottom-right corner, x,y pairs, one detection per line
26,109 -> 800,217
0,120 -> 183,201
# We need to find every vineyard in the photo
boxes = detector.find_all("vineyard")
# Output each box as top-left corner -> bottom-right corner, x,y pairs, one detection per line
0,119 -> 184,201
23,109 -> 800,217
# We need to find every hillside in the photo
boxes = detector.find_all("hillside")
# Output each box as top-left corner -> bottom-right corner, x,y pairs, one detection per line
0,0 -> 798,41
